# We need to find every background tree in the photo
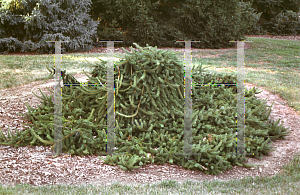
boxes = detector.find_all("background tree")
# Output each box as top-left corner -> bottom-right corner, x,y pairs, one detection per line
243,0 -> 300,34
2,0 -> 297,54
0,0 -> 99,54
89,0 -> 261,49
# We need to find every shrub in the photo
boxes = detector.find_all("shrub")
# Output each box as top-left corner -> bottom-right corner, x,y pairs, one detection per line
0,37 -> 23,54
93,0 -> 261,49
271,10 -> 300,35
20,40 -> 39,53
0,0 -> 99,54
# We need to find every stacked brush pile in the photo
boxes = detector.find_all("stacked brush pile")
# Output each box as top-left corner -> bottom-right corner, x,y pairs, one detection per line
0,43 -> 290,175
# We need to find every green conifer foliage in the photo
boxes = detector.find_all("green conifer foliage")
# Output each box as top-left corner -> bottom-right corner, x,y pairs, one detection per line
91,0 -> 261,49
243,0 -> 300,35
0,0 -> 99,54
0,43 -> 291,175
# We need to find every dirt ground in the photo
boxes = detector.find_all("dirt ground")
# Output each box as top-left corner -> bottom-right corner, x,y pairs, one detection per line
0,35 -> 300,187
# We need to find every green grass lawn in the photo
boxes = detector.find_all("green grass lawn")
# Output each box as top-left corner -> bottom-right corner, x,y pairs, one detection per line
0,37 -> 300,194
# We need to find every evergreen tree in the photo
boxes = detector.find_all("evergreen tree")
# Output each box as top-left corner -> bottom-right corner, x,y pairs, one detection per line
0,0 -> 99,54
169,0 -> 261,49
89,0 -> 164,48
242,0 -> 300,35
89,0 -> 260,49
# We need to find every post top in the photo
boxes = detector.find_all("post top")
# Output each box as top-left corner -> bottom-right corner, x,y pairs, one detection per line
229,41 -> 253,42
46,41 -> 71,42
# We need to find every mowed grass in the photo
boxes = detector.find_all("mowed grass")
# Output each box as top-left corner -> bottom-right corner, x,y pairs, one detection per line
0,37 -> 300,194
0,52 -> 111,89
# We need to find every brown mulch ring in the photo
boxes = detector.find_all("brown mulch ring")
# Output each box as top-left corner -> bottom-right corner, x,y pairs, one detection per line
0,34 -> 300,187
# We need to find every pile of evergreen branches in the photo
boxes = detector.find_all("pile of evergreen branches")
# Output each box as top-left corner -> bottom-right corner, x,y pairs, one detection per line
0,43 -> 291,175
